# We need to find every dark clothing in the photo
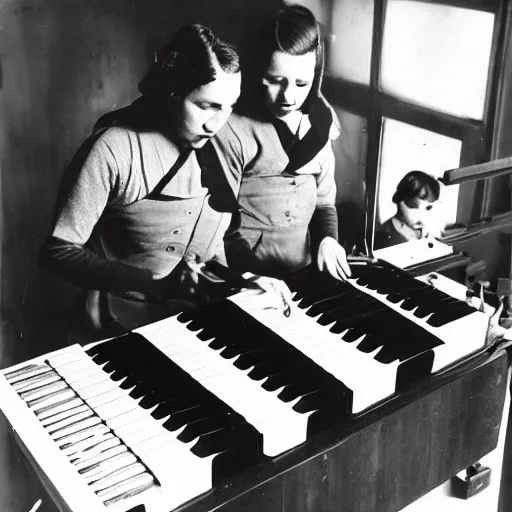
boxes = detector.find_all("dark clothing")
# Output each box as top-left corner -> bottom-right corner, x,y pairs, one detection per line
374,218 -> 410,249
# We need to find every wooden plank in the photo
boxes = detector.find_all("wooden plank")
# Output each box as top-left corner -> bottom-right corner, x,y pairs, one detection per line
175,350 -> 508,512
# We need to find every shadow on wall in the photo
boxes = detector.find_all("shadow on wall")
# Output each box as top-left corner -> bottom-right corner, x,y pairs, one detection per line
0,0 -> 282,369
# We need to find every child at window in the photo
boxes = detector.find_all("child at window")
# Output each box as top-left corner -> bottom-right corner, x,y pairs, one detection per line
374,170 -> 442,249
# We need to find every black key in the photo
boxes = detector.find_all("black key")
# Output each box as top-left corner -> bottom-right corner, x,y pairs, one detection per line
278,379 -> 325,403
305,290 -> 375,318
427,302 -> 475,327
191,425 -> 245,458
261,369 -> 313,391
162,404 -> 217,430
293,389 -> 338,414
248,360 -> 292,381
340,327 -> 366,343
413,306 -> 431,319
153,397 -> 209,421
178,416 -> 229,443
356,334 -> 383,354
400,299 -> 417,312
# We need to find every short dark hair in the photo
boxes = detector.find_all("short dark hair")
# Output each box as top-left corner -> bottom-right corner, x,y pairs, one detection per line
392,171 -> 441,205
250,5 -> 324,113
139,24 -> 239,105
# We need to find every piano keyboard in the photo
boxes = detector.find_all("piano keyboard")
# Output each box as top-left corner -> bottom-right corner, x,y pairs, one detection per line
347,263 -> 489,371
282,263 -> 488,395
0,261 -> 490,512
0,339 -> 262,512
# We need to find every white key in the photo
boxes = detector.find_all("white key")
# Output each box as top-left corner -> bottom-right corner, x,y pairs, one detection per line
199,368 -> 288,425
56,424 -> 109,449
63,432 -> 116,458
70,436 -> 121,464
158,343 -> 204,359
35,396 -> 84,420
75,380 -> 119,400
57,360 -> 101,380
82,453 -> 137,483
11,370 -> 61,393
94,396 -> 138,422
73,445 -> 129,473
89,463 -> 146,492
105,407 -> 148,430
84,388 -> 127,409
40,404 -> 91,427
191,359 -> 235,381
113,415 -> 161,438
4,363 -> 52,383
115,423 -> 167,449
97,472 -> 155,500
67,372 -> 110,391
149,332 -> 195,351
47,347 -> 89,368
20,380 -> 69,402
134,429 -> 198,468
140,447 -> 213,506
45,409 -> 94,433
50,415 -> 102,440
27,388 -> 77,411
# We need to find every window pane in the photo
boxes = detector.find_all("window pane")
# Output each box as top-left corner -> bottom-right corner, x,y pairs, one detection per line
376,119 -> 461,238
380,1 -> 494,119
328,0 -> 374,85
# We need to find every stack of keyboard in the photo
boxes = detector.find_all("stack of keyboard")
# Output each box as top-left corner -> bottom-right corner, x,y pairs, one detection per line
0,261 -> 490,512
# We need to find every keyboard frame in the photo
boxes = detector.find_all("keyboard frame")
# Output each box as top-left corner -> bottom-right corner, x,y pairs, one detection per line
2,344 -> 507,512
172,347 -> 508,512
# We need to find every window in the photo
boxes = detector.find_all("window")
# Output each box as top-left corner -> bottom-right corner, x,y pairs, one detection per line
377,119 -> 461,233
329,0 -> 374,85
381,1 -> 494,119
323,0 -> 505,251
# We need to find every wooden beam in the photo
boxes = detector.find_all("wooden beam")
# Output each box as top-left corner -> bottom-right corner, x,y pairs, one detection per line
442,210 -> 512,242
442,156 -> 512,184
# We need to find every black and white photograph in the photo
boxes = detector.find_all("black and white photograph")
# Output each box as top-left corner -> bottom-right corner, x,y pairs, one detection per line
2,1 -> 512,511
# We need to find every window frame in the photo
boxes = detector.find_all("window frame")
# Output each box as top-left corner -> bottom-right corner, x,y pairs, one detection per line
322,0 -> 508,250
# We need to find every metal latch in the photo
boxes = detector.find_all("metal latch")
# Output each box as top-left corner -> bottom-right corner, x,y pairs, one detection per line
451,463 -> 492,499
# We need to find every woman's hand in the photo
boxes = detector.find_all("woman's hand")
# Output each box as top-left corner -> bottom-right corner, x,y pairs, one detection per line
245,274 -> 293,317
317,237 -> 352,281
150,260 -> 207,304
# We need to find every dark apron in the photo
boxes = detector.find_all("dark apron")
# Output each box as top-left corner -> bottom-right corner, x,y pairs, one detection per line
233,97 -> 335,275
238,173 -> 317,272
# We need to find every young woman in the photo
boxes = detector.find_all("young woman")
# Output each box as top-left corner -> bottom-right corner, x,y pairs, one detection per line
217,4 -> 351,281
39,24 -> 244,339
374,170 -> 442,249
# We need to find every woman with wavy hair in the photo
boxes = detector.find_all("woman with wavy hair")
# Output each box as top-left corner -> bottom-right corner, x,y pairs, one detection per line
40,24 -> 243,338
220,5 -> 351,281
